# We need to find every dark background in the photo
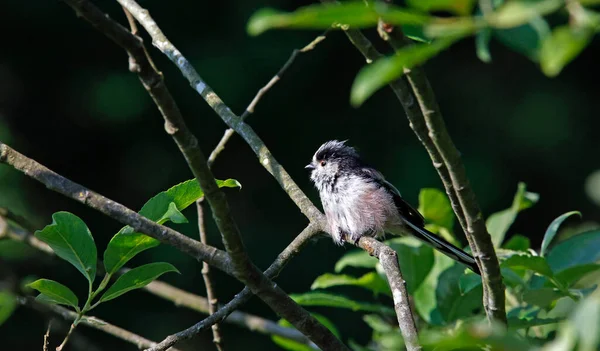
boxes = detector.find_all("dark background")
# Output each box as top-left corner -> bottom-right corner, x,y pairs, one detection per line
1,0 -> 599,350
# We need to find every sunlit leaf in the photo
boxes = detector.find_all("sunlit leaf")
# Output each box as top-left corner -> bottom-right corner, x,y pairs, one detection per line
0,291 -> 17,326
334,250 -> 378,272
418,188 -> 454,230
103,179 -> 240,274
351,37 -> 458,106
27,279 -> 79,309
100,262 -> 179,303
540,25 -> 593,77
489,0 -> 563,28
35,212 -> 97,284
407,0 -> 476,16
541,211 -> 581,256
247,2 -> 430,36
311,272 -> 391,296
290,292 -> 394,315
476,28 -> 493,62
486,182 -> 539,247
363,314 -> 395,333
546,230 -> 600,273
413,253 -> 454,324
503,234 -> 530,251
501,254 -> 553,278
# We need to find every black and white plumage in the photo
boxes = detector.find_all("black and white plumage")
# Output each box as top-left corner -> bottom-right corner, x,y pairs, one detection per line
306,140 -> 480,275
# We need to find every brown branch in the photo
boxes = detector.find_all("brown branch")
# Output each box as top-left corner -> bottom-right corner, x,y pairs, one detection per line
356,237 -> 421,351
196,201 -> 224,351
380,27 -> 506,324
44,320 -> 52,351
1,211 -> 318,347
19,296 -> 182,351
0,142 -> 231,273
207,31 -> 328,167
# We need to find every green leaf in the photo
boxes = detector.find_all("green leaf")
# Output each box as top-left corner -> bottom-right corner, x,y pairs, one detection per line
503,235 -> 531,251
546,230 -> 600,273
501,254 -> 553,278
418,188 -> 454,230
413,253 -> 454,324
486,182 -> 539,247
493,14 -> 550,60
540,25 -> 593,77
552,264 -> 600,288
541,211 -> 582,257
35,212 -> 97,284
363,314 -> 395,333
476,28 -> 493,62
407,0 -> 476,16
247,2 -> 430,36
351,37 -> 458,106
402,25 -> 432,43
508,316 -> 562,329
311,272 -> 391,296
387,237 -> 435,294
290,292 -> 394,315
103,178 -> 240,274
27,279 -> 79,309
0,291 -> 17,326
272,313 -> 339,351
436,264 -> 483,323
99,262 -> 179,303
489,0 -> 564,28
334,250 -> 378,272
522,287 -> 563,308
459,272 -> 482,294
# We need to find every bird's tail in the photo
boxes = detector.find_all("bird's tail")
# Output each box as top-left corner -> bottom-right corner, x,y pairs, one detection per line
402,221 -> 480,275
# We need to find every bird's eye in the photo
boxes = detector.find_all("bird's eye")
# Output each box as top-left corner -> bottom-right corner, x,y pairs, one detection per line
320,160 -> 327,167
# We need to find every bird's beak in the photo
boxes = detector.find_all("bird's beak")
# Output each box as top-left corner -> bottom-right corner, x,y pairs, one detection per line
305,163 -> 315,170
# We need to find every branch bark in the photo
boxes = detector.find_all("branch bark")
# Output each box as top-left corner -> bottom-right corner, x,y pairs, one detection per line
356,237 -> 421,351
0,142 -> 231,273
19,296 -> 182,351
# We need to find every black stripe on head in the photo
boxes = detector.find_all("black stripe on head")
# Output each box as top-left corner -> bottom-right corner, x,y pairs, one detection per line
314,140 -> 360,163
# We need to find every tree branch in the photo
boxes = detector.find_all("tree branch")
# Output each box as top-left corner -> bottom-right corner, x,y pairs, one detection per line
356,237 -> 421,351
18,296 -> 182,351
322,0 -> 506,322
379,26 -> 506,324
0,211 -> 318,348
65,0 -> 345,347
196,201 -> 224,351
208,31 -> 328,167
0,142 -> 231,273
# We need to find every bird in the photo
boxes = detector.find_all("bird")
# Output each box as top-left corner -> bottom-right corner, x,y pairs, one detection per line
306,140 -> 480,275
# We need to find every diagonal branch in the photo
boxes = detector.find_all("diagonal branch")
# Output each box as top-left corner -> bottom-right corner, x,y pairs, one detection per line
0,142 -> 231,273
0,210 -> 318,348
19,296 -> 182,351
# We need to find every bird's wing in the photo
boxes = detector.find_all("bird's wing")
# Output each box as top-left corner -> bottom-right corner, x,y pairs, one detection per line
361,167 -> 425,227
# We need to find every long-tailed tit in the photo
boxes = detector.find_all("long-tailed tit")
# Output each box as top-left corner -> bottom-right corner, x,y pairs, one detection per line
306,140 -> 480,274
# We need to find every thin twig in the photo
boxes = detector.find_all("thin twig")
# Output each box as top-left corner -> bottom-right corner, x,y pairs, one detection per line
197,201 -> 224,351
207,31 -> 328,167
44,320 -> 52,351
146,223 -> 323,351
56,322 -> 76,351
0,212 -> 317,347
356,237 -> 421,351
19,296 -> 181,351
